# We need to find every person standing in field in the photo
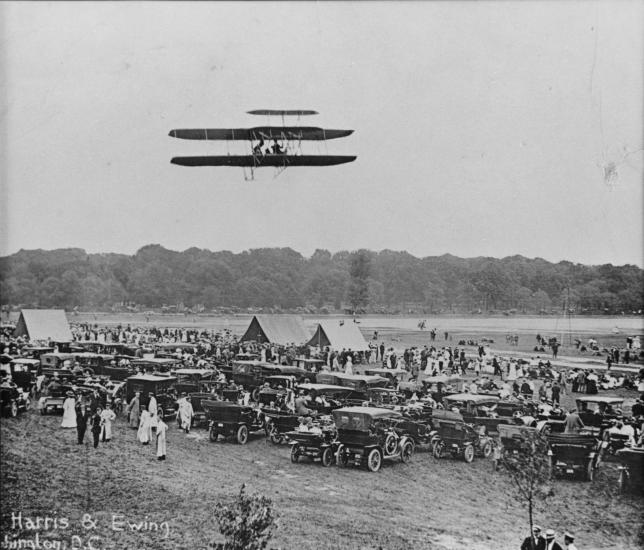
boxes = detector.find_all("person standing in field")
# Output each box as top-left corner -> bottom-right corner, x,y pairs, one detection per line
127,391 -> 141,429
61,391 -> 77,429
138,409 -> 152,445
75,402 -> 90,445
91,407 -> 103,449
100,404 -> 116,442
156,417 -> 168,461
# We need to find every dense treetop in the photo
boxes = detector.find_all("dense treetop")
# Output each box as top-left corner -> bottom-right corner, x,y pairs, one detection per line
1,246 -> 642,314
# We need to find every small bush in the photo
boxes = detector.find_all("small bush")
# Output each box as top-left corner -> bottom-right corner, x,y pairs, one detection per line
211,484 -> 276,550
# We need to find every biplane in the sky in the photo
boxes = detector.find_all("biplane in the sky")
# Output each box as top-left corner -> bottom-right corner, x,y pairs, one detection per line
169,110 -> 356,177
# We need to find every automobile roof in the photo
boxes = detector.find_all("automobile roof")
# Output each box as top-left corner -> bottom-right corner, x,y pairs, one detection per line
576,396 -> 623,404
172,368 -> 215,375
443,393 -> 500,403
334,373 -> 388,383
332,406 -> 402,418
11,358 -> 41,364
297,383 -> 350,392
126,374 -> 177,382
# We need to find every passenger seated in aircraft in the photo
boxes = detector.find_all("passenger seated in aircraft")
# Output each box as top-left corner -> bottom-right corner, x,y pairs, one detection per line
271,140 -> 284,154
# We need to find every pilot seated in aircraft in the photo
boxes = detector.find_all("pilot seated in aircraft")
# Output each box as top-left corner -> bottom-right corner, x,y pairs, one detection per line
271,140 -> 284,155
253,139 -> 264,156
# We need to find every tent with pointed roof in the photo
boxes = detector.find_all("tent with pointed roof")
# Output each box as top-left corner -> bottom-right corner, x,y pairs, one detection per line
239,315 -> 310,345
306,320 -> 369,351
13,309 -> 72,342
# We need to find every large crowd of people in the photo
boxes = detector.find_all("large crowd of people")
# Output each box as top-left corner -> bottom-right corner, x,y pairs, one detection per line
1,320 -> 643,549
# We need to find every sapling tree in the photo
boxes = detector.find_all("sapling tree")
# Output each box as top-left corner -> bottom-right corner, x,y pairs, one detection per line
501,429 -> 553,550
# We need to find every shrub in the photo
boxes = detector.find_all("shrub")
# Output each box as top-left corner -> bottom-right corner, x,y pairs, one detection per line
211,484 -> 276,550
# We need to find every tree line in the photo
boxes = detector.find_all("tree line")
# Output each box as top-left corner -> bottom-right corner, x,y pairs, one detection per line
0,245 -> 642,314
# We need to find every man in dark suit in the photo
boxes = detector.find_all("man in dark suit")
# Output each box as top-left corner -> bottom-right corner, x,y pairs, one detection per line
75,402 -> 90,445
521,525 -> 546,550
91,407 -> 103,449
544,529 -> 564,550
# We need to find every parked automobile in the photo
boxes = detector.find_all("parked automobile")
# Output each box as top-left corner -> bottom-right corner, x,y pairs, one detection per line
287,418 -> 339,467
615,446 -> 644,493
203,399 -> 264,444
125,374 -> 178,420
498,424 -> 537,457
0,381 -> 30,417
263,408 -> 300,444
576,396 -> 625,438
172,368 -> 218,394
232,362 -> 309,400
547,433 -> 601,481
431,409 -> 493,463
333,406 -> 414,472
442,393 -> 511,436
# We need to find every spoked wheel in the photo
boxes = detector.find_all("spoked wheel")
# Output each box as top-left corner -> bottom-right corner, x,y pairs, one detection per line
269,427 -> 281,445
9,401 -> 18,418
366,448 -> 383,472
321,447 -> 334,467
401,441 -> 414,464
618,469 -> 629,492
432,441 -> 444,459
290,444 -> 300,463
481,441 -> 493,458
384,433 -> 397,455
209,427 -> 219,442
336,444 -> 349,468
463,445 -> 475,463
236,424 -> 249,445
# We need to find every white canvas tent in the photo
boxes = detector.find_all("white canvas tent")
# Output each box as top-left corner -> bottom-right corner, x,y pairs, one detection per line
13,309 -> 72,342
239,315 -> 310,345
306,320 -> 369,351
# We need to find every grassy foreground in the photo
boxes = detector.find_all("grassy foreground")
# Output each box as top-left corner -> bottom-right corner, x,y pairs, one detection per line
1,402 -> 642,550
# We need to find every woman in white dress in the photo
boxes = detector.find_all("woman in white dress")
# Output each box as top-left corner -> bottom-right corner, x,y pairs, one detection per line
507,361 -> 518,381
100,405 -> 116,442
138,410 -> 151,445
61,392 -> 77,428
344,356 -> 354,375
156,418 -> 168,460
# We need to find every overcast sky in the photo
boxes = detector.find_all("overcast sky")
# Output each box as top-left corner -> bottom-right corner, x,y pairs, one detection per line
1,1 -> 642,266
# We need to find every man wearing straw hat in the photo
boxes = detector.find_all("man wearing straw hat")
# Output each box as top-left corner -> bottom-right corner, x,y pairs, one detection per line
521,525 -> 545,550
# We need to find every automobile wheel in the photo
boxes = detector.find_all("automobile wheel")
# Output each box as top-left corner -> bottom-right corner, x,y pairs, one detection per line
366,448 -> 382,472
251,387 -> 260,402
9,401 -> 18,418
236,424 -> 249,445
401,441 -> 414,464
618,469 -> 629,492
463,445 -> 475,463
269,427 -> 281,445
209,427 -> 218,442
290,444 -> 300,463
321,447 -> 334,467
384,433 -> 397,456
23,398 -> 30,411
157,407 -> 164,421
336,444 -> 348,467
264,419 -> 272,436
432,441 -> 444,459
586,461 -> 594,482
481,441 -> 493,458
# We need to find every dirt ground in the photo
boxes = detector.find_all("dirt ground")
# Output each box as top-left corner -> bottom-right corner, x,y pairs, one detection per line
1,322 -> 643,550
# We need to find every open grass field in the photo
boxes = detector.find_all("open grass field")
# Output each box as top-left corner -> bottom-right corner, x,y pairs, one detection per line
2,315 -> 643,549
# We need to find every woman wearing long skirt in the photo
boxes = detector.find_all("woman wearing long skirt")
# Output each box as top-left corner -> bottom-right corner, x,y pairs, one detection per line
156,418 -> 167,461
100,404 -> 116,442
61,392 -> 77,428
127,392 -> 141,429
138,410 -> 151,445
